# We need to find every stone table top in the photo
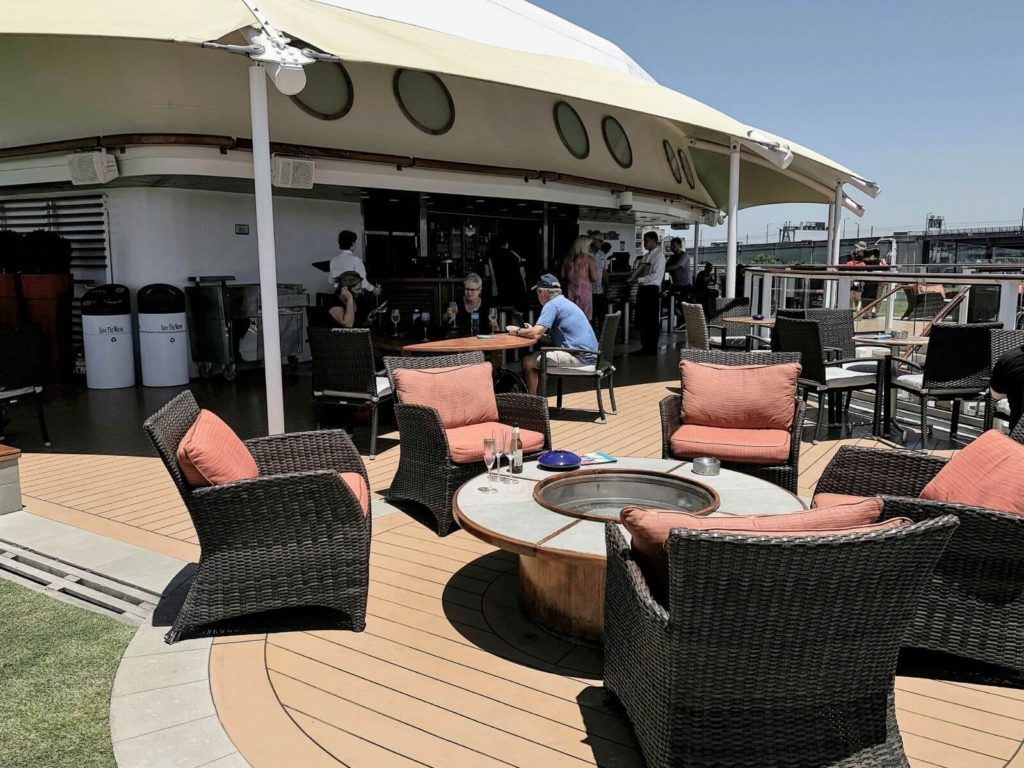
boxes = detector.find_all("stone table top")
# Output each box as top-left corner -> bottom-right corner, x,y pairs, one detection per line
452,457 -> 806,561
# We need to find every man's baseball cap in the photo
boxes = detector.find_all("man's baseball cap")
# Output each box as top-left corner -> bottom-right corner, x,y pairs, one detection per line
532,274 -> 561,290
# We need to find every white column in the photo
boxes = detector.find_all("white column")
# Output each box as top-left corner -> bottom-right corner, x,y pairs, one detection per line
998,279 -> 1020,331
726,142 -> 740,298
248,64 -> 285,435
831,182 -> 844,266
825,202 -> 835,265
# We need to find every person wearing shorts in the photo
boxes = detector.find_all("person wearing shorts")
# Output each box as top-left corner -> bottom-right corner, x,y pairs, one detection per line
506,273 -> 598,395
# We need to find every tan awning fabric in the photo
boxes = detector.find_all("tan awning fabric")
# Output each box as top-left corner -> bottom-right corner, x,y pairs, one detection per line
2,0 -> 874,209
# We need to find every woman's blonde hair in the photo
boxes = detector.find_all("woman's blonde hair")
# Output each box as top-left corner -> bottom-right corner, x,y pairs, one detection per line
564,235 -> 592,267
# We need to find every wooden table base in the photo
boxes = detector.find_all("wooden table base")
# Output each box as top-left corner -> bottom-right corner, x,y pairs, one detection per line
518,553 -> 606,644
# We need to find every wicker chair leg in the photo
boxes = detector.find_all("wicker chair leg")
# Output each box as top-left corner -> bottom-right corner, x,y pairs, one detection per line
594,377 -> 606,423
814,390 -> 827,444
607,371 -> 617,415
369,403 -> 379,460
35,395 -> 51,447
313,399 -> 323,430
556,378 -> 563,410
919,396 -> 929,451
949,400 -> 961,442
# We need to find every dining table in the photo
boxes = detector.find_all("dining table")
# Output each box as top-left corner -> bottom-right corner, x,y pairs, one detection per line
851,334 -> 930,438
400,332 -> 537,370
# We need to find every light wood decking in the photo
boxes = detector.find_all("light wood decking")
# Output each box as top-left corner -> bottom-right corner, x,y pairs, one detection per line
17,378 -> 1022,766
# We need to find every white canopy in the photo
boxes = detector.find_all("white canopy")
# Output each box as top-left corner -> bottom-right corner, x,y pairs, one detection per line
3,0 -> 876,210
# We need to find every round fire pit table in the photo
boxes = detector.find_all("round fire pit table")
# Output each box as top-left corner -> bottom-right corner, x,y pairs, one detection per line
453,457 -> 805,643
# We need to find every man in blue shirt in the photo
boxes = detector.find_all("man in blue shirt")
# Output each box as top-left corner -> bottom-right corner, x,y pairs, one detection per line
506,274 -> 599,395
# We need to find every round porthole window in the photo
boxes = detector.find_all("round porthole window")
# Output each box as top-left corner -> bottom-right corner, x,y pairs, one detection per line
393,69 -> 455,135
554,101 -> 589,159
601,116 -> 632,168
663,140 -> 682,183
290,60 -> 354,121
677,148 -> 696,189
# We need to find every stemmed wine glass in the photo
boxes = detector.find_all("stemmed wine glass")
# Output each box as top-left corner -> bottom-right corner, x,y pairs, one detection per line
390,308 -> 401,337
488,307 -> 498,334
480,438 -> 497,494
420,310 -> 431,341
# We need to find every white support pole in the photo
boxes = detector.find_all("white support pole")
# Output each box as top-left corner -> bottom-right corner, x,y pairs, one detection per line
248,64 -> 285,435
726,142 -> 740,298
998,279 -> 1020,332
831,182 -> 844,266
825,202 -> 835,265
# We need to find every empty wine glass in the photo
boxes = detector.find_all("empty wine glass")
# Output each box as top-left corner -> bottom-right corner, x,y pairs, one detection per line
447,301 -> 458,327
488,307 -> 498,333
420,310 -> 431,340
497,429 -> 513,484
390,308 -> 400,337
480,438 -> 497,494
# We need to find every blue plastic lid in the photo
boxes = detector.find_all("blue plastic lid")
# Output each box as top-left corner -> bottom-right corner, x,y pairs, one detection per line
538,450 -> 581,467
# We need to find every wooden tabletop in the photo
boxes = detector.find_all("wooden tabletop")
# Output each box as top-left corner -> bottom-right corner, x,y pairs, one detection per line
727,316 -> 776,327
852,335 -> 929,347
401,333 -> 536,354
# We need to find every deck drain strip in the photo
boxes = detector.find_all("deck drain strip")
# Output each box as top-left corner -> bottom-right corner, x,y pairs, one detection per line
0,540 -> 158,625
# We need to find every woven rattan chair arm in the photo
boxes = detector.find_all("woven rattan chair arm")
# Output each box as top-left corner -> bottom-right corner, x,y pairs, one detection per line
495,394 -> 551,447
539,346 -> 598,356
659,394 -> 683,459
815,446 -> 946,498
245,430 -> 366,483
1010,417 -> 1024,444
190,470 -> 369,538
788,398 -> 806,467
892,358 -> 923,374
706,323 -> 728,346
393,402 -> 450,459
605,524 -> 670,626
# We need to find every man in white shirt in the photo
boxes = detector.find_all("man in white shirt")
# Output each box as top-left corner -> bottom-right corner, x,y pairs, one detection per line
592,241 -> 611,326
328,230 -> 375,292
631,231 -> 666,354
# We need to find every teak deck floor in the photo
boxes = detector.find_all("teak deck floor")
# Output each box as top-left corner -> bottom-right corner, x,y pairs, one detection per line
17,378 -> 1023,767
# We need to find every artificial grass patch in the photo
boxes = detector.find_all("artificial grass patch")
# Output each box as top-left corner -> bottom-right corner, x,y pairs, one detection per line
0,577 -> 135,768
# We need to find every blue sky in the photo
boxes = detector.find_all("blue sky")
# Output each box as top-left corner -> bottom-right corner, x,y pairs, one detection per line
537,0 -> 1024,245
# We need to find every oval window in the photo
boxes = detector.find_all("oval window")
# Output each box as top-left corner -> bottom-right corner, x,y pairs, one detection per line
393,69 -> 455,135
677,148 -> 696,189
601,116 -> 632,168
663,140 -> 682,183
290,60 -> 354,121
554,101 -> 589,159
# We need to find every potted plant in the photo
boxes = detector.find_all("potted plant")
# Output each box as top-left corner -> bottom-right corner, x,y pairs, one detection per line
19,230 -> 74,385
0,229 -> 23,328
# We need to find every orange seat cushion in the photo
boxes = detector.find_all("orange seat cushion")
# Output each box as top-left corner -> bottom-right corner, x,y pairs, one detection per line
680,360 -> 800,430
670,424 -> 791,465
811,492 -> 872,508
920,430 -> 1024,515
445,422 -> 545,465
393,363 -> 499,429
176,409 -> 259,488
339,471 -> 370,516
622,498 -> 896,604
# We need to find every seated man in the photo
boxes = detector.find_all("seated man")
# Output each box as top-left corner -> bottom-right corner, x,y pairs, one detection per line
507,274 -> 598,395
991,340 -> 1024,431
325,271 -> 373,329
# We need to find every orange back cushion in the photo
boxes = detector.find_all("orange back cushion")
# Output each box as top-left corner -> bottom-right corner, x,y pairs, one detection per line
176,409 -> 259,488
920,430 -> 1024,515
680,360 -> 800,430
393,363 -> 499,429
621,498 -> 886,603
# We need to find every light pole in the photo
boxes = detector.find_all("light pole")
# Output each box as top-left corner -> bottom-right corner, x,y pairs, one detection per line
765,222 -> 774,244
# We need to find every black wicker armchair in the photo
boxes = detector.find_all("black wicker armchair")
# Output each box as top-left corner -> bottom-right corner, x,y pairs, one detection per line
816,444 -> 1024,684
985,328 -> 1024,431
143,391 -> 371,643
604,513 -> 958,768
660,349 -> 805,493
539,311 -> 619,423
889,322 -> 1000,448
775,316 -> 880,443
707,296 -> 756,350
384,352 -> 551,536
0,326 -> 51,447
308,327 -> 392,458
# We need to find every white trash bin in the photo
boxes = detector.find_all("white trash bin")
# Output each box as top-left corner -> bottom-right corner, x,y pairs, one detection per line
82,284 -> 135,389
138,284 -> 189,387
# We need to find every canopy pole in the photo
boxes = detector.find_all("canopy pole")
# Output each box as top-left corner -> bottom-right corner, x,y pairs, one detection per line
725,141 -> 740,299
248,64 -> 285,435
831,182 -> 843,266
825,202 -> 835,265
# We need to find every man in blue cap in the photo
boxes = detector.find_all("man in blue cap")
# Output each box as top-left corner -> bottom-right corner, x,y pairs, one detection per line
506,274 -> 599,395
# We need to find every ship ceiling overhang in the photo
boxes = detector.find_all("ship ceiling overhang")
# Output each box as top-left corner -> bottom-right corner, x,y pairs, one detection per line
1,0 -> 877,214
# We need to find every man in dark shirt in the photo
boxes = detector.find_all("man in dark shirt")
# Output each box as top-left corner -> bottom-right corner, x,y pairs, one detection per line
990,343 -> 1024,431
488,234 -> 528,311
